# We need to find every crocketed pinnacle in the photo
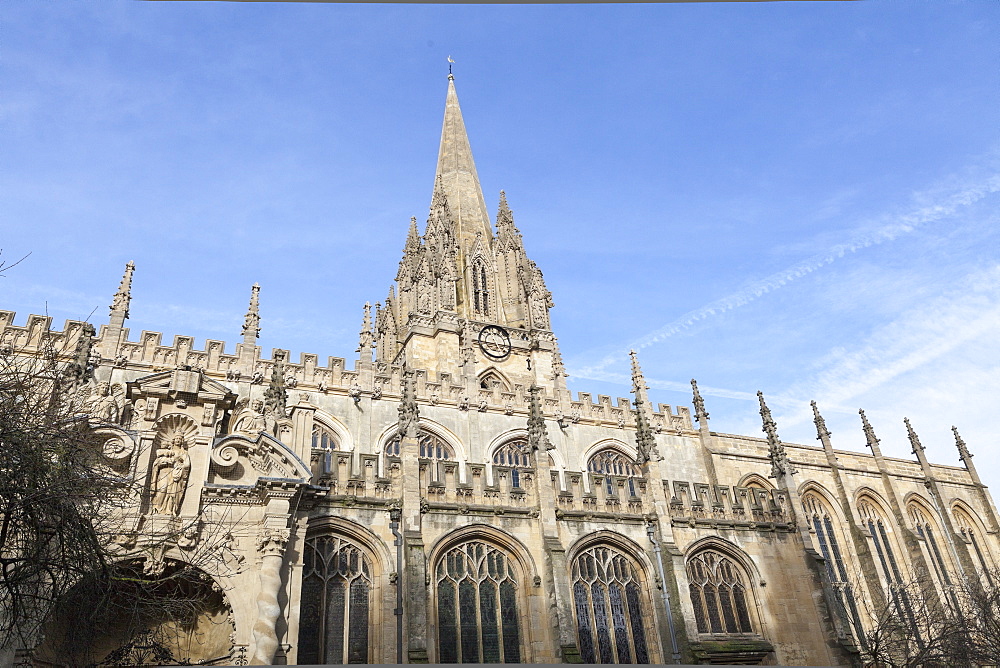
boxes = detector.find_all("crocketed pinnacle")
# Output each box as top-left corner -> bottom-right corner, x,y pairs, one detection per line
398,366 -> 419,438
242,283 -> 261,343
110,261 -> 135,318
810,400 -> 831,441
527,385 -> 553,452
691,379 -> 709,424
952,426 -> 973,464
628,350 -> 650,407
357,302 -> 374,354
435,75 -> 493,247
859,409 -> 883,457
757,391 -> 790,478
904,417 -> 925,455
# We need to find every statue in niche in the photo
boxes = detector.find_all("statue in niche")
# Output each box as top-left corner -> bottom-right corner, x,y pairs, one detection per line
150,433 -> 191,516
529,289 -> 551,329
87,381 -> 126,424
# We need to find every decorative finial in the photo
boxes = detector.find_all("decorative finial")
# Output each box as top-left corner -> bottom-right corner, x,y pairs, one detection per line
527,385 -> 553,452
628,351 -> 657,465
110,261 -> 135,318
447,55 -> 455,77
628,350 -> 648,396
904,418 -> 925,457
952,426 -> 972,464
397,365 -> 419,438
758,391 -> 791,478
811,400 -> 831,441
691,379 -> 709,423
357,302 -> 374,354
242,283 -> 261,341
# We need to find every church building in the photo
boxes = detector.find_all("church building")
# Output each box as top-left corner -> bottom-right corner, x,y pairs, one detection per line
5,74 -> 999,666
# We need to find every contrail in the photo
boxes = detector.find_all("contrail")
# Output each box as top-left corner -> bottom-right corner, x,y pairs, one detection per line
572,174 -> 1000,381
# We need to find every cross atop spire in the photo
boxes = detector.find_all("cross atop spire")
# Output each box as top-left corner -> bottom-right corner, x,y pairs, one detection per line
435,74 -> 493,248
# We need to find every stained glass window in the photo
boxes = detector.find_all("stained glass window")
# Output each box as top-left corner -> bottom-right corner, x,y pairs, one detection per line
859,500 -> 922,642
436,541 -> 522,663
587,449 -> 640,497
493,439 -> 533,488
571,545 -> 652,663
384,429 -> 454,461
803,494 -> 865,648
686,550 -> 755,636
299,535 -> 372,664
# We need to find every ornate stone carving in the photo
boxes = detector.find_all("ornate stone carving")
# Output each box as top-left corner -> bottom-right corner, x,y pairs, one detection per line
242,283 -> 261,341
349,381 -> 362,404
758,391 -> 793,478
150,431 -> 192,516
397,367 -> 419,438
372,383 -> 383,400
256,527 -> 290,558
87,381 -> 126,425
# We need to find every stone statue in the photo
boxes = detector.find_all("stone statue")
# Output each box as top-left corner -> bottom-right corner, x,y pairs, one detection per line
88,381 -> 125,424
236,399 -> 269,434
150,433 -> 191,515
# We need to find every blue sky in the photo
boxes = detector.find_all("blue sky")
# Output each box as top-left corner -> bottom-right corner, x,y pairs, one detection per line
3,3 -> 999,490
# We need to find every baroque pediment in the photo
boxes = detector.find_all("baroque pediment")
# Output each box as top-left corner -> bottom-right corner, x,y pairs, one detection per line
209,431 -> 311,485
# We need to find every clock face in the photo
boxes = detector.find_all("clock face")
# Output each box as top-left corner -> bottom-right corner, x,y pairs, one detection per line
478,325 -> 512,361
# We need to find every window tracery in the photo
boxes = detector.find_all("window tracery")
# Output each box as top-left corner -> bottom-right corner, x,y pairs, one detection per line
802,493 -> 865,646
312,423 -> 337,474
435,541 -> 523,663
492,439 -> 533,488
299,534 -> 373,664
954,507 -> 995,585
384,429 -> 454,461
909,503 -> 958,607
686,549 -> 755,637
571,545 -> 652,664
587,449 -> 640,497
858,499 -> 921,639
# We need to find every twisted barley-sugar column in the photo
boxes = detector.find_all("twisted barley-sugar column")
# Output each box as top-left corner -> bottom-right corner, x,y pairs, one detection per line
252,528 -> 290,665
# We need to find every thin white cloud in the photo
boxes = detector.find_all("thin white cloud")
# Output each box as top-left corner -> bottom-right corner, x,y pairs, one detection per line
571,174 -> 1000,380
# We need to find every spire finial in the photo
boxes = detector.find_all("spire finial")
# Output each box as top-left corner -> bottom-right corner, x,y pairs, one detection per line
691,379 -> 709,424
628,350 -> 648,398
810,400 -> 831,441
357,302 -> 374,355
242,283 -> 261,343
758,391 -> 791,478
110,261 -> 135,319
527,385 -> 553,452
859,409 -> 883,456
447,55 -> 455,77
904,417 -> 925,455
952,425 -> 973,465
628,351 -> 658,465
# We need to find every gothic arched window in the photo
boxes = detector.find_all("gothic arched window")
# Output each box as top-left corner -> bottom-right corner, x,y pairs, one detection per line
299,535 -> 373,664
472,259 -> 490,316
803,493 -> 865,646
909,504 -> 958,607
312,423 -> 338,474
859,499 -> 921,639
571,545 -> 652,664
492,439 -> 533,488
954,507 -> 995,586
686,549 -> 755,636
384,429 -> 455,461
587,449 -> 640,497
435,541 -> 523,663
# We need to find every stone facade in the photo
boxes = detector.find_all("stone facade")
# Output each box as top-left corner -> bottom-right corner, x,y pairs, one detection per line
6,75 -> 1000,666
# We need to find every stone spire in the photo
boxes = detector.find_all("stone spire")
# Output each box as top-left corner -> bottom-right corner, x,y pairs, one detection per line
629,350 -> 658,465
397,366 -> 419,438
904,417 -> 927,457
495,190 -> 523,253
691,379 -> 709,425
242,283 -> 261,346
109,261 -> 135,323
859,409 -> 884,458
811,400 -> 831,442
357,302 -> 373,355
527,385 -> 553,452
435,74 -> 493,248
757,391 -> 791,478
